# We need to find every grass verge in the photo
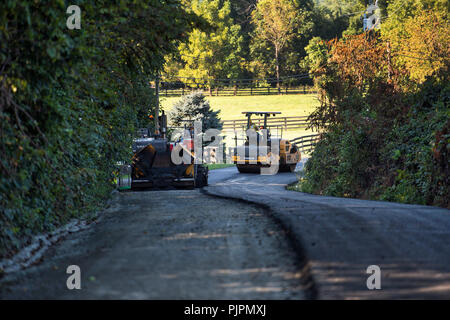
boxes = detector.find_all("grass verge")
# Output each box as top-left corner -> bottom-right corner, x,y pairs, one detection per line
207,163 -> 236,170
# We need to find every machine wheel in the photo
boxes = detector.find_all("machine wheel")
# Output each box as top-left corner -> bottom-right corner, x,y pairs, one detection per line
195,165 -> 208,188
279,163 -> 296,172
237,164 -> 260,173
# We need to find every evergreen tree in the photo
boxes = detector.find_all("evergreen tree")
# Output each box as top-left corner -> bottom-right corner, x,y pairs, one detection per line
169,92 -> 222,131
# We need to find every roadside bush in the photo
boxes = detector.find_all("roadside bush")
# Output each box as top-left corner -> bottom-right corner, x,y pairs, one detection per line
0,1 -> 202,258
298,10 -> 449,208
378,79 -> 449,206
302,124 -> 378,198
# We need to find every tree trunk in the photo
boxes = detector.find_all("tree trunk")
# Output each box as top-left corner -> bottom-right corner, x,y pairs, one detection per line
275,45 -> 280,94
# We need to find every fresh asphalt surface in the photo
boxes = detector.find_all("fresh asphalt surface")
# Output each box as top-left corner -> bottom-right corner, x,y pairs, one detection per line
207,167 -> 450,299
1,166 -> 449,299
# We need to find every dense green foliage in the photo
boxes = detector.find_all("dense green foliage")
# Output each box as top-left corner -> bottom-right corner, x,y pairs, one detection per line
302,78 -> 449,207
299,1 -> 449,208
249,0 -> 313,84
0,1 -> 201,258
175,0 -> 244,84
164,0 -> 368,87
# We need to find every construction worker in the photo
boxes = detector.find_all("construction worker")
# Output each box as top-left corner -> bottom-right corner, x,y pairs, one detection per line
249,120 -> 259,132
248,120 -> 262,145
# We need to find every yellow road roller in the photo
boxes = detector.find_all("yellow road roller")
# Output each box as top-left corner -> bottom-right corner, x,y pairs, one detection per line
231,111 -> 301,173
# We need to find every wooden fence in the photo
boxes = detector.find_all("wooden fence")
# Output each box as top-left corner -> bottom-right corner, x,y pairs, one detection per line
221,116 -> 310,132
290,133 -> 321,152
161,86 -> 317,97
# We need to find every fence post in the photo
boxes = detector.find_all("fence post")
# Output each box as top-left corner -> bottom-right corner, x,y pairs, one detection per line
284,117 -> 287,130
303,85 -> 306,94
250,87 -> 253,96
182,86 -> 184,96
268,87 -> 270,95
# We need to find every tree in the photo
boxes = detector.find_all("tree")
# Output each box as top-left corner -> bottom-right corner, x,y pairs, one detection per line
166,0 -> 245,91
0,0 -> 200,257
381,0 -> 449,83
311,0 -> 362,39
301,36 -> 329,95
298,2 -> 449,207
250,0 -> 311,89
169,92 -> 222,131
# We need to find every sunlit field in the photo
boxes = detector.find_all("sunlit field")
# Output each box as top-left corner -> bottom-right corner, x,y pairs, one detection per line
161,93 -> 319,119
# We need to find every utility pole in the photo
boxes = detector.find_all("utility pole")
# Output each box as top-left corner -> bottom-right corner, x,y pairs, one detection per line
155,73 -> 160,135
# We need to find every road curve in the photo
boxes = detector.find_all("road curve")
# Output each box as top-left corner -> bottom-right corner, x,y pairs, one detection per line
205,167 -> 450,299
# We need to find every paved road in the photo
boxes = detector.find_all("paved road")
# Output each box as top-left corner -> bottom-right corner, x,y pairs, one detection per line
206,167 -> 450,299
0,189 -> 305,299
1,167 -> 449,299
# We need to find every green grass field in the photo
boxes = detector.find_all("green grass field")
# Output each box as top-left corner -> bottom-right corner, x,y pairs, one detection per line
161,94 -> 321,150
161,94 -> 319,120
